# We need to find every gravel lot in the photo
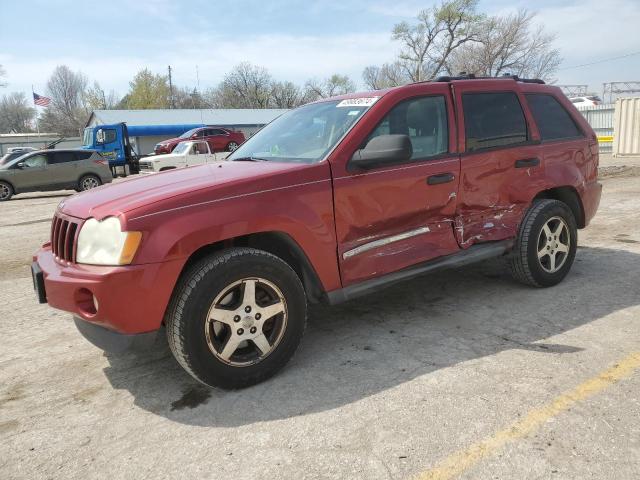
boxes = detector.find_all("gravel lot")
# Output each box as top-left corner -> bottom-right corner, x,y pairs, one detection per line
1,168 -> 639,480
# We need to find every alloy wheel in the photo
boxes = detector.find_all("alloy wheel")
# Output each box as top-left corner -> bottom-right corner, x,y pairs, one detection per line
82,177 -> 99,191
537,216 -> 570,273
0,183 -> 10,200
205,277 -> 287,367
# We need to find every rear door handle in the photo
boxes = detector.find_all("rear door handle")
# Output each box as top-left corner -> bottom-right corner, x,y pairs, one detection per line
427,172 -> 455,185
515,158 -> 540,168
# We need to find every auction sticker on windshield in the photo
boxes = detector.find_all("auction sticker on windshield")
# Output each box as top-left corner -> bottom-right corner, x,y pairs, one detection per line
336,97 -> 380,108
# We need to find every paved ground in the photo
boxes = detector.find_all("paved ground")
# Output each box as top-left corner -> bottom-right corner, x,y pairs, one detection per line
1,171 -> 639,480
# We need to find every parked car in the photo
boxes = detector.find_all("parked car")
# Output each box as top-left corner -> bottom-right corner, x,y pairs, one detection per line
0,149 -> 112,201
139,140 -> 229,172
154,127 -> 245,155
569,96 -> 602,109
0,147 -> 37,166
32,75 -> 601,389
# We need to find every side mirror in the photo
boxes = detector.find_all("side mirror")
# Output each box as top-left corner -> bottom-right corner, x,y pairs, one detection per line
96,129 -> 105,144
16,162 -> 26,169
349,134 -> 412,171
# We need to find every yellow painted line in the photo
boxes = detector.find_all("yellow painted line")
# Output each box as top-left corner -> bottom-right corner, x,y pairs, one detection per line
598,135 -> 614,143
415,351 -> 640,480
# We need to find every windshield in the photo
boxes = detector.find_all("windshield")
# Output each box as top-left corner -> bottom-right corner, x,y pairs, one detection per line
82,128 -> 93,146
173,142 -> 190,154
0,151 -> 31,167
228,99 -> 376,164
179,128 -> 199,139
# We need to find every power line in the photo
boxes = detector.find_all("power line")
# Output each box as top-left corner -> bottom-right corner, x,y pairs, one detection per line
559,51 -> 640,70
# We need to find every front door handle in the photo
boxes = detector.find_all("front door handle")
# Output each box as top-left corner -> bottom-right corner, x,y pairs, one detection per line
427,172 -> 455,185
515,158 -> 540,168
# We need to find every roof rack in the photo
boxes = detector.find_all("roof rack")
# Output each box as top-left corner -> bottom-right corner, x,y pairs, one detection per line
435,73 -> 545,84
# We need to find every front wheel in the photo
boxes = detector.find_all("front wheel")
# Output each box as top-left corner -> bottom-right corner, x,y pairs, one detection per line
0,181 -> 13,201
166,248 -> 307,389
226,141 -> 239,152
510,199 -> 577,287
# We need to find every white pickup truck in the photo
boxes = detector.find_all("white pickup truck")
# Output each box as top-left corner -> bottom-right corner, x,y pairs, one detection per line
138,140 -> 229,173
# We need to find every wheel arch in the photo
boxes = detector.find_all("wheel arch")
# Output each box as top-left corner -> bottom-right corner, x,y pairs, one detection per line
178,231 -> 326,303
533,186 -> 585,228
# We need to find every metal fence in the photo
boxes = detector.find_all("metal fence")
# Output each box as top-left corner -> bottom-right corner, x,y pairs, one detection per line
578,104 -> 614,153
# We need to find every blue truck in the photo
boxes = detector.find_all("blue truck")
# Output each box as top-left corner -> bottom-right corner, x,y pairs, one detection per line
82,122 -> 204,174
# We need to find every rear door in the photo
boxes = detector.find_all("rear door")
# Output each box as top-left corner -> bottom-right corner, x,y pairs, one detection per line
332,88 -> 461,286
205,128 -> 228,152
453,81 -> 543,247
49,151 -> 79,187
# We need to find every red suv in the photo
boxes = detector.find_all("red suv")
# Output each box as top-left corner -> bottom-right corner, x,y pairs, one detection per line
32,76 -> 601,389
154,126 -> 245,154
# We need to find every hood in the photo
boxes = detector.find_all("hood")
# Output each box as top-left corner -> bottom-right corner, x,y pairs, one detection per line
145,152 -> 183,163
59,160 -> 326,221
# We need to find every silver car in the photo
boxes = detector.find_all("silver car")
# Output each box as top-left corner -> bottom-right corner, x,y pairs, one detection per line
0,149 -> 113,201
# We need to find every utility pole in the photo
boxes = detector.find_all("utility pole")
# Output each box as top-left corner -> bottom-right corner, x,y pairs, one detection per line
168,65 -> 175,109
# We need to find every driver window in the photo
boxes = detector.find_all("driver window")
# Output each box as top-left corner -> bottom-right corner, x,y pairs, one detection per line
367,96 -> 449,161
196,143 -> 208,154
191,144 -> 198,154
23,154 -> 47,168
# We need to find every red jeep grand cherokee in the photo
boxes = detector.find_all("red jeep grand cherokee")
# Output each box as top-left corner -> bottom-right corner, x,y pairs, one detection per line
32,76 -> 601,389
154,126 -> 245,155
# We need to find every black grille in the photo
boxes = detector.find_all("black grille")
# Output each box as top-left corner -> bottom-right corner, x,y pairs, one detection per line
51,214 -> 79,262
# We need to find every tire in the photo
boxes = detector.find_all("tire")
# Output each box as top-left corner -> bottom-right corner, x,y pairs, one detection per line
226,141 -> 239,152
0,181 -> 13,201
166,248 -> 307,389
78,174 -> 101,192
509,199 -> 578,287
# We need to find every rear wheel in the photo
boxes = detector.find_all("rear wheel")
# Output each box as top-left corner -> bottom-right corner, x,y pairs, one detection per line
226,141 -> 239,152
0,181 -> 13,201
166,248 -> 307,389
510,199 -> 577,287
78,174 -> 101,192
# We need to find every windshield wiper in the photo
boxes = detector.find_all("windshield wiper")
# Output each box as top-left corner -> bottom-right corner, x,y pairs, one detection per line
231,156 -> 268,162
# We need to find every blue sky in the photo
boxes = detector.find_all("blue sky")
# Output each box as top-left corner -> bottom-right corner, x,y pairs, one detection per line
1,0 -> 639,99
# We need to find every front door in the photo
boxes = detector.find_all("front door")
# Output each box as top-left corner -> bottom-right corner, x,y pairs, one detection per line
453,82 -> 544,248
332,91 -> 461,286
14,153 -> 49,190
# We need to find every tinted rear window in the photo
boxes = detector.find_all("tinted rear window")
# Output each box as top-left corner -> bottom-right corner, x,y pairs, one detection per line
75,151 -> 94,160
463,92 -> 528,151
50,152 -> 77,164
526,94 -> 582,141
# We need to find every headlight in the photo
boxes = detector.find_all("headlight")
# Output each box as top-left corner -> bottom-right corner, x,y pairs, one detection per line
76,217 -> 142,266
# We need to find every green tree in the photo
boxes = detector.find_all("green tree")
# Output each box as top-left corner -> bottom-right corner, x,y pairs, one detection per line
125,69 -> 170,109
392,0 -> 483,81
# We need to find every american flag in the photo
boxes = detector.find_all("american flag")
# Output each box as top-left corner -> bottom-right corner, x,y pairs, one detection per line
33,92 -> 51,107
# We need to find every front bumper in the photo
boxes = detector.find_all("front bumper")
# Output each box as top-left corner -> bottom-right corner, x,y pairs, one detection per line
34,247 -> 184,336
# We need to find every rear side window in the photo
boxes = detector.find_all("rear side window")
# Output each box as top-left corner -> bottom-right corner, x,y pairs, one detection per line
463,92 -> 528,151
526,94 -> 583,141
50,152 -> 77,164
74,151 -> 94,161
368,95 -> 449,161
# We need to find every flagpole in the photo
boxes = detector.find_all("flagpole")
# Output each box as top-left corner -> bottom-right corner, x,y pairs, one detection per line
32,85 -> 41,138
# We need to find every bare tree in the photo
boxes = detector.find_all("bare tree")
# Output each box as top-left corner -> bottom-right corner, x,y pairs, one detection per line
0,65 -> 6,88
362,62 -> 411,90
392,0 -> 483,82
304,74 -> 356,101
40,65 -> 89,136
447,9 -> 561,81
0,93 -> 35,133
271,81 -> 304,108
212,63 -> 273,108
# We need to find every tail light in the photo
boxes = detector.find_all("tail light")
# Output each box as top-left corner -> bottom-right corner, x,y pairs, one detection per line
94,160 -> 108,166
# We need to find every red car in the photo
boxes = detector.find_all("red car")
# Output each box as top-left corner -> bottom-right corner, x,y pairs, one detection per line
33,75 -> 601,389
154,126 -> 245,154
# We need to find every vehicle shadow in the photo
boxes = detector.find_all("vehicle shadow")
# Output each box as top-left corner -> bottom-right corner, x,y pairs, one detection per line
102,246 -> 640,427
